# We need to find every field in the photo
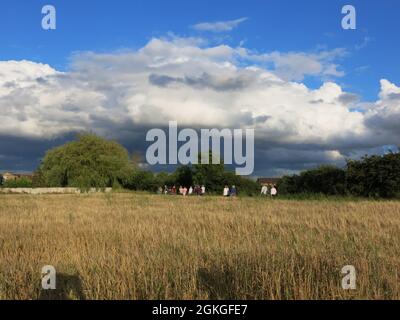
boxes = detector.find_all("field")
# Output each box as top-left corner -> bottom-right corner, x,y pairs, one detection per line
0,193 -> 400,300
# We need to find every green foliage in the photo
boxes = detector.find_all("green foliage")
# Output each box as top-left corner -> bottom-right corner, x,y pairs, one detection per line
174,166 -> 194,187
346,152 -> 400,198
192,152 -> 226,192
2,177 -> 33,188
154,172 -> 172,187
279,166 -> 346,196
124,170 -> 159,192
279,152 -> 400,199
36,137 -> 260,195
38,133 -> 133,190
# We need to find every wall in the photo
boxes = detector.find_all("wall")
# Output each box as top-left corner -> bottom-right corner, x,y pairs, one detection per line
0,188 -> 113,194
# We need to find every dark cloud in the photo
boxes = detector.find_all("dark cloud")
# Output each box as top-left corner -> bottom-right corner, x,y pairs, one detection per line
309,99 -> 324,104
0,133 -> 75,172
36,77 -> 48,85
388,93 -> 400,101
149,72 -> 250,91
337,93 -> 360,105
3,81 -> 16,88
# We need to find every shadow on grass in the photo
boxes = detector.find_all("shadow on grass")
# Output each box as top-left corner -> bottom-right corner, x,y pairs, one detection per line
39,273 -> 85,300
196,253 -> 350,300
197,265 -> 243,300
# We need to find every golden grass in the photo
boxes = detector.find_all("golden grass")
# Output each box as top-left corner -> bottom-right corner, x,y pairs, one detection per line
0,193 -> 399,300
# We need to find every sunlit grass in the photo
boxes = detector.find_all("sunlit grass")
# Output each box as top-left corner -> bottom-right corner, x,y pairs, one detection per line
0,193 -> 399,300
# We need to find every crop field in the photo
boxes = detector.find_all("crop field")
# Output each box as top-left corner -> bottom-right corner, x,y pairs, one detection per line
0,193 -> 399,300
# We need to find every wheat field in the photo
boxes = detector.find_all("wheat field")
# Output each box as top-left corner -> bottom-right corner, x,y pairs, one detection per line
0,193 -> 399,300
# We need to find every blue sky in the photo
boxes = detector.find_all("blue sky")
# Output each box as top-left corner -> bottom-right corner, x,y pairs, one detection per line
1,0 -> 399,100
0,0 -> 399,175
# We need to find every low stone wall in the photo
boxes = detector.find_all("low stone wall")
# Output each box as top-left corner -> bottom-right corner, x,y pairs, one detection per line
0,188 -> 112,195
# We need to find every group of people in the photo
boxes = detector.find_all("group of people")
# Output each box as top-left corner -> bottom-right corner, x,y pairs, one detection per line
260,184 -> 278,197
157,184 -> 278,198
160,185 -> 206,196
223,185 -> 238,197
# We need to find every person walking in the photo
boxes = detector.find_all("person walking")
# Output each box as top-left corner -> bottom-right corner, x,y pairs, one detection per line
223,185 -> 230,197
201,185 -> 206,196
261,185 -> 268,196
230,185 -> 237,197
271,185 -> 278,198
188,186 -> 193,195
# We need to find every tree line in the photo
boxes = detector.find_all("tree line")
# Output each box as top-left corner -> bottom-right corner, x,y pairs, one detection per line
278,152 -> 400,199
3,133 -> 399,199
29,134 -> 260,195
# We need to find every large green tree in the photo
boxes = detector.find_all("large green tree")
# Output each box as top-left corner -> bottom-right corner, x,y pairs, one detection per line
37,133 -> 133,189
346,152 -> 400,198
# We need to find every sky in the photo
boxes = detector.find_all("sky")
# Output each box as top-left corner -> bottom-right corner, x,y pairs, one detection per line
0,0 -> 399,176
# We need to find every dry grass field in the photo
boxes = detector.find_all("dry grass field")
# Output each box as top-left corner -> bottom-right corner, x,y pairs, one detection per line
0,193 -> 400,300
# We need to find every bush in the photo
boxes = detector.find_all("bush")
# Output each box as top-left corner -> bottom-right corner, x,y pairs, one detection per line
279,166 -> 346,196
122,170 -> 159,192
2,178 -> 33,188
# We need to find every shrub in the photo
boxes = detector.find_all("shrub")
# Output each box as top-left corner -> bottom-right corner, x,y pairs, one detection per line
2,177 -> 33,188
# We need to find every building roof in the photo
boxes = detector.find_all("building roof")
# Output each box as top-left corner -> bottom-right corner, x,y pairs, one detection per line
257,178 -> 281,185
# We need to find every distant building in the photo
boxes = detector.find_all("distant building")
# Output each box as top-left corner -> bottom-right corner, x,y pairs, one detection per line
257,177 -> 281,186
1,172 -> 18,182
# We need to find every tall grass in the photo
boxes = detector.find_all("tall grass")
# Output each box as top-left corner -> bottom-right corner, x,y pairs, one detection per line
0,193 -> 399,300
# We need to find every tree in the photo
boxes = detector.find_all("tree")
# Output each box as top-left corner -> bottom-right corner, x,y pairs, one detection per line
300,165 -> 346,195
38,133 -> 133,189
174,166 -> 194,187
279,166 -> 346,196
124,170 -> 158,191
278,152 -> 400,199
192,152 -> 226,192
346,152 -> 400,198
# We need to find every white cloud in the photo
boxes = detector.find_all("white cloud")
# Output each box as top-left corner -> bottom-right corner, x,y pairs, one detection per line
364,79 -> 400,138
355,36 -> 374,50
192,17 -> 248,32
242,48 -> 347,81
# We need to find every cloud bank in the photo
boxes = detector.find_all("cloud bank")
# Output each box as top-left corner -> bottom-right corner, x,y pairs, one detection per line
0,36 -> 399,175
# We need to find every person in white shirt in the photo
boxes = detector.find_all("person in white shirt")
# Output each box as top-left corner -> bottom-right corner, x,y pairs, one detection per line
201,185 -> 206,195
188,186 -> 193,195
271,185 -> 278,197
261,185 -> 268,196
223,185 -> 230,197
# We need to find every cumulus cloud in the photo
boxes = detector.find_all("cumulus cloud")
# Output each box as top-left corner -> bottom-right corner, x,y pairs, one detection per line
191,17 -> 248,32
243,48 -> 347,81
364,79 -> 400,137
0,36 -> 399,175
